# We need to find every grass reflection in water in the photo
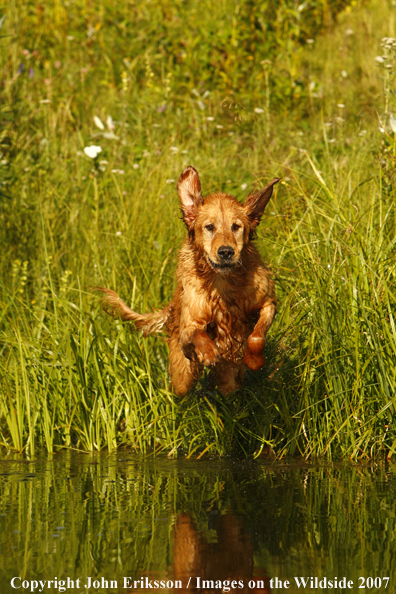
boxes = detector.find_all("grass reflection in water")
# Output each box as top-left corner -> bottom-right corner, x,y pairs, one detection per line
0,454 -> 395,592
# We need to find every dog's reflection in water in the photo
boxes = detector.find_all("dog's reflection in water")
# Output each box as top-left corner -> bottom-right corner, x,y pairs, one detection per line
174,513 -> 271,594
127,513 -> 271,594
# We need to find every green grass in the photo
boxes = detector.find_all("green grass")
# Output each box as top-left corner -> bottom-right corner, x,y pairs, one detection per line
1,0 -> 396,458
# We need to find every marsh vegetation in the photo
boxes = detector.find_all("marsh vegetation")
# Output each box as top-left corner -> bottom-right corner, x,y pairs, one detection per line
1,0 -> 396,458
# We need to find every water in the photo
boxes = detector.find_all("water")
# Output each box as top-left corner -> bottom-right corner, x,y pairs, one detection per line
0,453 -> 395,593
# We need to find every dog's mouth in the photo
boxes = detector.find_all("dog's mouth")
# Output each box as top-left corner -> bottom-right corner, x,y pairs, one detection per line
207,256 -> 240,273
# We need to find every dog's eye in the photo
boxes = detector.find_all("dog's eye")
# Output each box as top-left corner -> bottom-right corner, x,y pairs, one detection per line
205,224 -> 215,232
232,223 -> 241,232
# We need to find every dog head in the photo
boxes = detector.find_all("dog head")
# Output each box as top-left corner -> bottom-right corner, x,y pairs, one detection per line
177,166 -> 280,274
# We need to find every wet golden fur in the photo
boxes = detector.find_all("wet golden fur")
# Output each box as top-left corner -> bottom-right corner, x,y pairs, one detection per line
96,167 -> 280,397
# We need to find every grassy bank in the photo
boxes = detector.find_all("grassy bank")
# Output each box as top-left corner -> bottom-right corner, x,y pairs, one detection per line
1,0 -> 396,459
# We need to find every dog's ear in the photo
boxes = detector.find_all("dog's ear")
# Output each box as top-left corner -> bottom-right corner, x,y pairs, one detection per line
177,166 -> 203,229
244,178 -> 281,228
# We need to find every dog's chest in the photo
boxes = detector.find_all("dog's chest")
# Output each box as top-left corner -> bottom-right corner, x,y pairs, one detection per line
207,292 -> 252,361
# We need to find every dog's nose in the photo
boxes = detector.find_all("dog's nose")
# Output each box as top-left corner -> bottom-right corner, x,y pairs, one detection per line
217,245 -> 235,260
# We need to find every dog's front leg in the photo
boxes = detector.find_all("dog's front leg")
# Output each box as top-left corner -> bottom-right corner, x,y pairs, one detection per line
181,328 -> 220,367
192,329 -> 220,366
244,300 -> 277,371
179,290 -> 220,367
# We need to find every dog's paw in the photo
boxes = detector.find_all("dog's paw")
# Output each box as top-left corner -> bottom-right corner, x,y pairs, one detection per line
195,341 -> 220,367
244,335 -> 266,370
191,329 -> 220,367
244,349 -> 266,371
246,335 -> 265,355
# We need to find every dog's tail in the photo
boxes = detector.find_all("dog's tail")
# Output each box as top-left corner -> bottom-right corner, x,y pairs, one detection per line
93,287 -> 170,337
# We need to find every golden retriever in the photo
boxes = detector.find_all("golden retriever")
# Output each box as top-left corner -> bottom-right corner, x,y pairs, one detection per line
96,166 -> 279,397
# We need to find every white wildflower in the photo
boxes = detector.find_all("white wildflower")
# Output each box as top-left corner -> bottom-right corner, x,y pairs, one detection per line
241,183 -> 248,191
133,163 -> 139,169
207,116 -> 215,121
165,179 -> 175,184
116,231 -> 122,236
94,116 -> 105,130
170,146 -> 179,154
254,107 -> 265,114
84,145 -> 102,158
375,56 -> 385,63
106,115 -> 115,131
103,132 -> 119,140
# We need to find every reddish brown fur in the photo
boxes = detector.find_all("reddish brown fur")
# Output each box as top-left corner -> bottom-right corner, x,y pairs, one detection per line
95,167 -> 280,397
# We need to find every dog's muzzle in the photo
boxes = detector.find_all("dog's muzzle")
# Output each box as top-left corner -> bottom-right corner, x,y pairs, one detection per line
207,255 -> 239,273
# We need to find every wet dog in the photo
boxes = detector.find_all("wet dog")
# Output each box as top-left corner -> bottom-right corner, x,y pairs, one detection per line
96,167 -> 279,396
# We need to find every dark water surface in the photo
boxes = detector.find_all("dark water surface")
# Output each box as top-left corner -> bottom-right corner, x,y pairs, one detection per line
0,453 -> 395,593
